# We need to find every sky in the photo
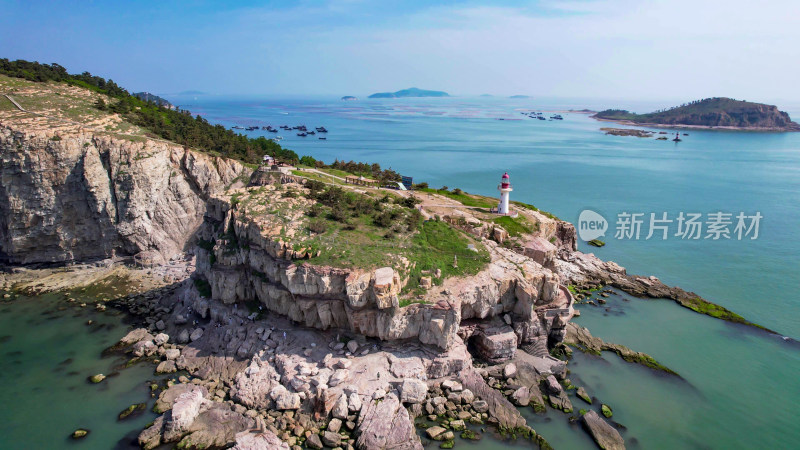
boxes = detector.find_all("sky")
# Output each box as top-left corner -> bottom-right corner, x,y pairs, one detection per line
2,0 -> 800,103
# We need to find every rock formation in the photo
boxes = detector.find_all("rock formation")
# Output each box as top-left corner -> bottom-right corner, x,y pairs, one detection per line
0,124 -> 249,264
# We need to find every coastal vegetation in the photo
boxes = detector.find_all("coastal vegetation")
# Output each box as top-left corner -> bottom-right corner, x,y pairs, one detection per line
419,187 -> 496,208
594,97 -> 800,130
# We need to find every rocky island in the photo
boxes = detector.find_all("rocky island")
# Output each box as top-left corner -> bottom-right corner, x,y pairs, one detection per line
368,88 -> 450,99
0,60 -> 777,450
593,97 -> 800,131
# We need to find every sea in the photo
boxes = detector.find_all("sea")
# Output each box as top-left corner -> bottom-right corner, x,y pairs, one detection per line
1,95 -> 798,449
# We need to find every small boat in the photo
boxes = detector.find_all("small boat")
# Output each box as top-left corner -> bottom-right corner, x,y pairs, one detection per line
232,125 -> 244,130
297,132 -> 307,137
537,116 -> 546,120
318,137 -> 326,140
308,130 -> 316,135
316,127 -> 328,133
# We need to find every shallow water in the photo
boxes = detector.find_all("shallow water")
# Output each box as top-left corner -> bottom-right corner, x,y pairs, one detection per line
2,94 -> 799,449
173,94 -> 799,448
0,294 -> 163,449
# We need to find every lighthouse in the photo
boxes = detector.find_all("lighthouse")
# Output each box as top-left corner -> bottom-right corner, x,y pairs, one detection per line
497,172 -> 513,215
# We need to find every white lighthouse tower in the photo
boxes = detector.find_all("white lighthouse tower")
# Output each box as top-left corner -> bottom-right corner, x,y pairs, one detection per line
498,172 -> 512,215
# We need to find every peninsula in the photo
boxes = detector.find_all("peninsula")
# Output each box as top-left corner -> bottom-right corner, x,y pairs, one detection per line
368,87 -> 450,99
0,60 -> 779,450
593,97 -> 800,131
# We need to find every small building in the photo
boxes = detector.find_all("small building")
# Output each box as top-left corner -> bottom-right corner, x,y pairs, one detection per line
345,175 -> 380,187
262,155 -> 275,166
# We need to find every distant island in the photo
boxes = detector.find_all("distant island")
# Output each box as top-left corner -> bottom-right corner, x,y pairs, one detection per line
593,97 -> 800,131
368,87 -> 449,99
133,92 -> 173,108
341,95 -> 358,101
509,95 -> 530,99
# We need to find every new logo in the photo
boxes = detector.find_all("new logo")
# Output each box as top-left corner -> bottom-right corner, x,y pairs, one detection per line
578,209 -> 607,241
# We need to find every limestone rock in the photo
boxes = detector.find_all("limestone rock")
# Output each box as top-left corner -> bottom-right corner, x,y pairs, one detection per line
582,410 -> 625,450
154,333 -> 169,346
332,393 -> 349,419
400,378 -> 427,404
372,267 -> 400,309
321,431 -> 342,447
355,393 -> 422,450
233,430 -> 289,449
510,386 -> 530,406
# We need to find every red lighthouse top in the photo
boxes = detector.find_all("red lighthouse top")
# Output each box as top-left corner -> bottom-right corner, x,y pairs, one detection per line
500,172 -> 511,189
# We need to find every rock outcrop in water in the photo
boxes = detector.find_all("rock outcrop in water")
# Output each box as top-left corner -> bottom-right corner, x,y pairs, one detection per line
0,124 -> 249,264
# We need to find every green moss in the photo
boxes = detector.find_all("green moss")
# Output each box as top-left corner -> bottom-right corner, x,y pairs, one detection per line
601,404 -> 613,418
440,440 -> 455,449
675,296 -> 768,331
118,403 -> 146,420
587,239 -> 605,247
460,429 -> 480,440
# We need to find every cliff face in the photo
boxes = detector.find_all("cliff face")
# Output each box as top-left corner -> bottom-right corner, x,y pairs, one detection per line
194,188 -> 573,354
0,125 -> 249,264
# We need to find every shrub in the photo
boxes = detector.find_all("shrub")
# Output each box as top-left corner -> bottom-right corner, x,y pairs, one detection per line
307,219 -> 328,234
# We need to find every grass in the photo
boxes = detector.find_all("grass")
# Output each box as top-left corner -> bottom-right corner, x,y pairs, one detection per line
491,215 -> 536,237
403,220 -> 490,293
419,188 -> 496,208
511,200 -> 559,220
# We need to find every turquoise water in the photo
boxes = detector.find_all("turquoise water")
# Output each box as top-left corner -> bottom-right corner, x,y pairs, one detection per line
0,295 -> 162,449
2,95 -> 799,449
172,94 -> 800,448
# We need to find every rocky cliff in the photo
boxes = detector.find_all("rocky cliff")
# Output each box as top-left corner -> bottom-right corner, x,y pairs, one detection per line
0,124 -> 249,264
193,182 -> 574,357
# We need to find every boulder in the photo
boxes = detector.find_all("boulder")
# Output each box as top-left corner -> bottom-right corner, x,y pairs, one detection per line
120,328 -> 153,346
332,393 -> 349,419
275,392 -> 301,410
155,384 -> 208,414
347,340 -> 359,354
163,389 -> 209,442
577,387 -> 592,404
321,431 -> 342,447
306,433 -> 324,449
582,410 -> 625,450
329,368 -> 349,387
510,386 -> 530,406
190,328 -> 204,342
232,430 -> 289,449
156,360 -> 177,374
356,393 -> 422,449
154,333 -> 169,346
503,363 -> 517,379
474,327 -> 517,363
400,378 -> 427,404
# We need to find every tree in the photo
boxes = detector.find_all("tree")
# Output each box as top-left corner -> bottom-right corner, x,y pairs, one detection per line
94,98 -> 106,111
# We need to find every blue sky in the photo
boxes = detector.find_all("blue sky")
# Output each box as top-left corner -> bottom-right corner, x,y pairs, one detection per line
2,0 -> 799,102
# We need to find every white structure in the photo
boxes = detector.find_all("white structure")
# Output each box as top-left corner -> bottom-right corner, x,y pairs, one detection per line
497,172 -> 513,214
